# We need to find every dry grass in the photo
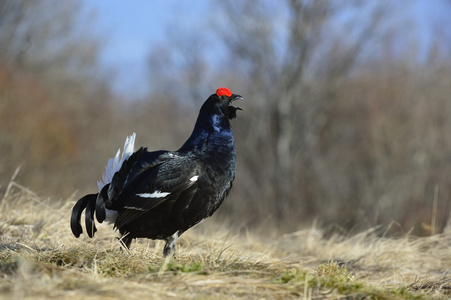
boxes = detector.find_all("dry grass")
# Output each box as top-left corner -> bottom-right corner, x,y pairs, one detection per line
0,185 -> 450,299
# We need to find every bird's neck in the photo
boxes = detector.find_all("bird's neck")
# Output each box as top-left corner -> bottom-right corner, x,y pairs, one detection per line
178,113 -> 235,153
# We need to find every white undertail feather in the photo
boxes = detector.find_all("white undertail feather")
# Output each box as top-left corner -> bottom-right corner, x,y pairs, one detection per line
97,133 -> 136,191
104,208 -> 119,224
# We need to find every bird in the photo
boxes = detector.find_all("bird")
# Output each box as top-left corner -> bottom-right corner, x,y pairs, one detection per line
70,87 -> 243,257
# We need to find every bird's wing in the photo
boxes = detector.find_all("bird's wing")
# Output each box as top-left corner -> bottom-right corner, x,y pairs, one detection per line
113,153 -> 205,229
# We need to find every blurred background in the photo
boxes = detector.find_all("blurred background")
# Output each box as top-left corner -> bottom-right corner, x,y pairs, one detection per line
1,0 -> 451,235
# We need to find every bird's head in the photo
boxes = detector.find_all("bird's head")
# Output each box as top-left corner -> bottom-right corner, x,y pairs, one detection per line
180,87 -> 243,150
202,87 -> 243,120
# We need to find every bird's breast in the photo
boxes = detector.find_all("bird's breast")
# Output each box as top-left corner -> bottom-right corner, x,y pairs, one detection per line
206,135 -> 236,175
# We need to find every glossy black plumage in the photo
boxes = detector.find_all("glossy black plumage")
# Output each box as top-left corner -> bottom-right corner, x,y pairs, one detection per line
70,88 -> 243,256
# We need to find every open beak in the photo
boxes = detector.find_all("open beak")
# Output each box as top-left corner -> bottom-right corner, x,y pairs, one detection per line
230,94 -> 243,110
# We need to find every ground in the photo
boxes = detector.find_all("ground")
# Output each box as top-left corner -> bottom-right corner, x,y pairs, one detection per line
0,185 -> 450,299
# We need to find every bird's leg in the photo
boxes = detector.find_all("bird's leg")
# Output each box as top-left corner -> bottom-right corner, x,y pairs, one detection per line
163,231 -> 179,257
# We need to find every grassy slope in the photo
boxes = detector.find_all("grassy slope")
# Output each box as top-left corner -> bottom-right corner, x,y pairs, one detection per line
0,187 -> 450,299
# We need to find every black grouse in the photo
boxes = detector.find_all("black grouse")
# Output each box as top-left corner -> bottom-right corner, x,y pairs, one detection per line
70,87 -> 243,256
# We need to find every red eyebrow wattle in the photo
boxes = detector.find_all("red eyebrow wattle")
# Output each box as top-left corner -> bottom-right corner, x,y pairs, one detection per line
216,87 -> 232,97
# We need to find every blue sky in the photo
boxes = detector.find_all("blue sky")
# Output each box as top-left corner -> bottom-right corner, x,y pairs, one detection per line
81,1 -> 450,99
81,1 -> 210,98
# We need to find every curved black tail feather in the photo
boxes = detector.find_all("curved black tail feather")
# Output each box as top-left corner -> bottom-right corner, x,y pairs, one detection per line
95,184 -> 109,223
84,195 -> 98,238
70,194 -> 97,238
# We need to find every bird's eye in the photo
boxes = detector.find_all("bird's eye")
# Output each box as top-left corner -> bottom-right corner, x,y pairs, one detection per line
221,95 -> 227,101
